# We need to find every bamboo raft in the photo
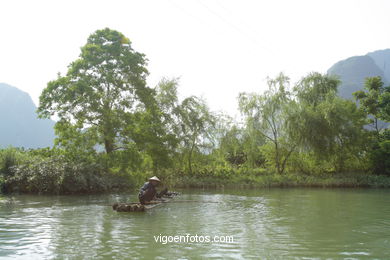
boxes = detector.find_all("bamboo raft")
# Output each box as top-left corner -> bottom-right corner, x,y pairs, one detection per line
112,193 -> 179,212
112,192 -> 220,212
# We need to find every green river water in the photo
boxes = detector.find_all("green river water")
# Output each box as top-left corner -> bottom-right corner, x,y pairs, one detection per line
0,188 -> 389,259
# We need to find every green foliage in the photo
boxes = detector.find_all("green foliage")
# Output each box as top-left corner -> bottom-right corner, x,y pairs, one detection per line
5,28 -> 390,193
37,28 -> 183,174
289,73 -> 368,172
353,76 -> 390,134
53,120 -> 99,161
173,168 -> 390,188
218,126 -> 247,166
0,176 -> 3,193
215,121 -> 266,168
0,147 -> 30,177
6,154 -> 132,194
295,72 -> 340,106
0,147 -> 134,194
287,150 -> 333,175
353,77 -> 390,175
380,86 -> 390,122
38,28 -> 153,155
368,130 -> 390,175
239,73 -> 295,174
0,149 -> 17,177
178,96 -> 216,174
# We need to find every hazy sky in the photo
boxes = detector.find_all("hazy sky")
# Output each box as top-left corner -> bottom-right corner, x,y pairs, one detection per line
1,0 -> 390,116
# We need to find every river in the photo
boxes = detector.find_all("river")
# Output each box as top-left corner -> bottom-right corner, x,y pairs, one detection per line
1,188 -> 389,259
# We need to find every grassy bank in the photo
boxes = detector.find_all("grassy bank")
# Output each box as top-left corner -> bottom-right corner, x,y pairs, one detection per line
2,147 -> 390,195
171,173 -> 390,189
3,169 -> 390,194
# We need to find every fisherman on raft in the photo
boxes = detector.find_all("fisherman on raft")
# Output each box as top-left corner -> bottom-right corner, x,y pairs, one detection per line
138,176 -> 179,204
138,176 -> 162,204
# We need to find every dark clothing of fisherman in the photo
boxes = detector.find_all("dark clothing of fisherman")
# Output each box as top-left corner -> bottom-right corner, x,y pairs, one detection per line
138,176 -> 160,204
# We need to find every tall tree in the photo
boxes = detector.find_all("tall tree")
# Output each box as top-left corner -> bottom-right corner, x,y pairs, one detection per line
291,73 -> 367,172
218,125 -> 247,166
290,72 -> 341,156
239,73 -> 294,174
155,78 -> 182,145
353,76 -> 390,136
353,76 -> 390,175
38,28 -> 153,154
178,96 -> 215,174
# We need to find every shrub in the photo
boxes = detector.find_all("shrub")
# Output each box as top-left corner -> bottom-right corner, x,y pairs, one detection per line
0,176 -> 4,193
369,130 -> 390,176
0,148 -> 25,177
6,155 -> 131,194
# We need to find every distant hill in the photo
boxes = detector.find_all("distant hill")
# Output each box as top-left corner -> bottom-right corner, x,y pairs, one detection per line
367,49 -> 390,82
327,51 -> 389,99
327,49 -> 390,130
0,83 -> 55,148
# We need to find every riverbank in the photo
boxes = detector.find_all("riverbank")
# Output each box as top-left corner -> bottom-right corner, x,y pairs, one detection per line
2,146 -> 390,194
3,172 -> 390,195
171,173 -> 390,189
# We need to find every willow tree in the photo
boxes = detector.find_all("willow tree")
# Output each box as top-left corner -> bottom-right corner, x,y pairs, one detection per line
239,73 -> 294,174
290,72 -> 367,172
179,96 -> 215,174
289,72 -> 341,156
38,28 -> 152,154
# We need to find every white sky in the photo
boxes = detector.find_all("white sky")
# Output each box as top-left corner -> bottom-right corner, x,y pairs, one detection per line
1,0 -> 390,117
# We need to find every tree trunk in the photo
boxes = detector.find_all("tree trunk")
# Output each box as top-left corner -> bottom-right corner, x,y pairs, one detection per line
188,136 -> 196,175
274,141 -> 281,174
374,117 -> 380,140
102,104 -> 115,154
280,145 -> 296,175
104,138 -> 114,154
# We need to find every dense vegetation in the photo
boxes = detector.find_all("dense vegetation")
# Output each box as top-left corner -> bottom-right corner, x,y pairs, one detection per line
1,28 -> 390,194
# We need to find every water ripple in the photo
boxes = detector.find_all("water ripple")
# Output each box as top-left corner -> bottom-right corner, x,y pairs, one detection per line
1,190 -> 390,259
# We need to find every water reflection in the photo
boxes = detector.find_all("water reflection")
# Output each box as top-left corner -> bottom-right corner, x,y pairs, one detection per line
1,189 -> 390,259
